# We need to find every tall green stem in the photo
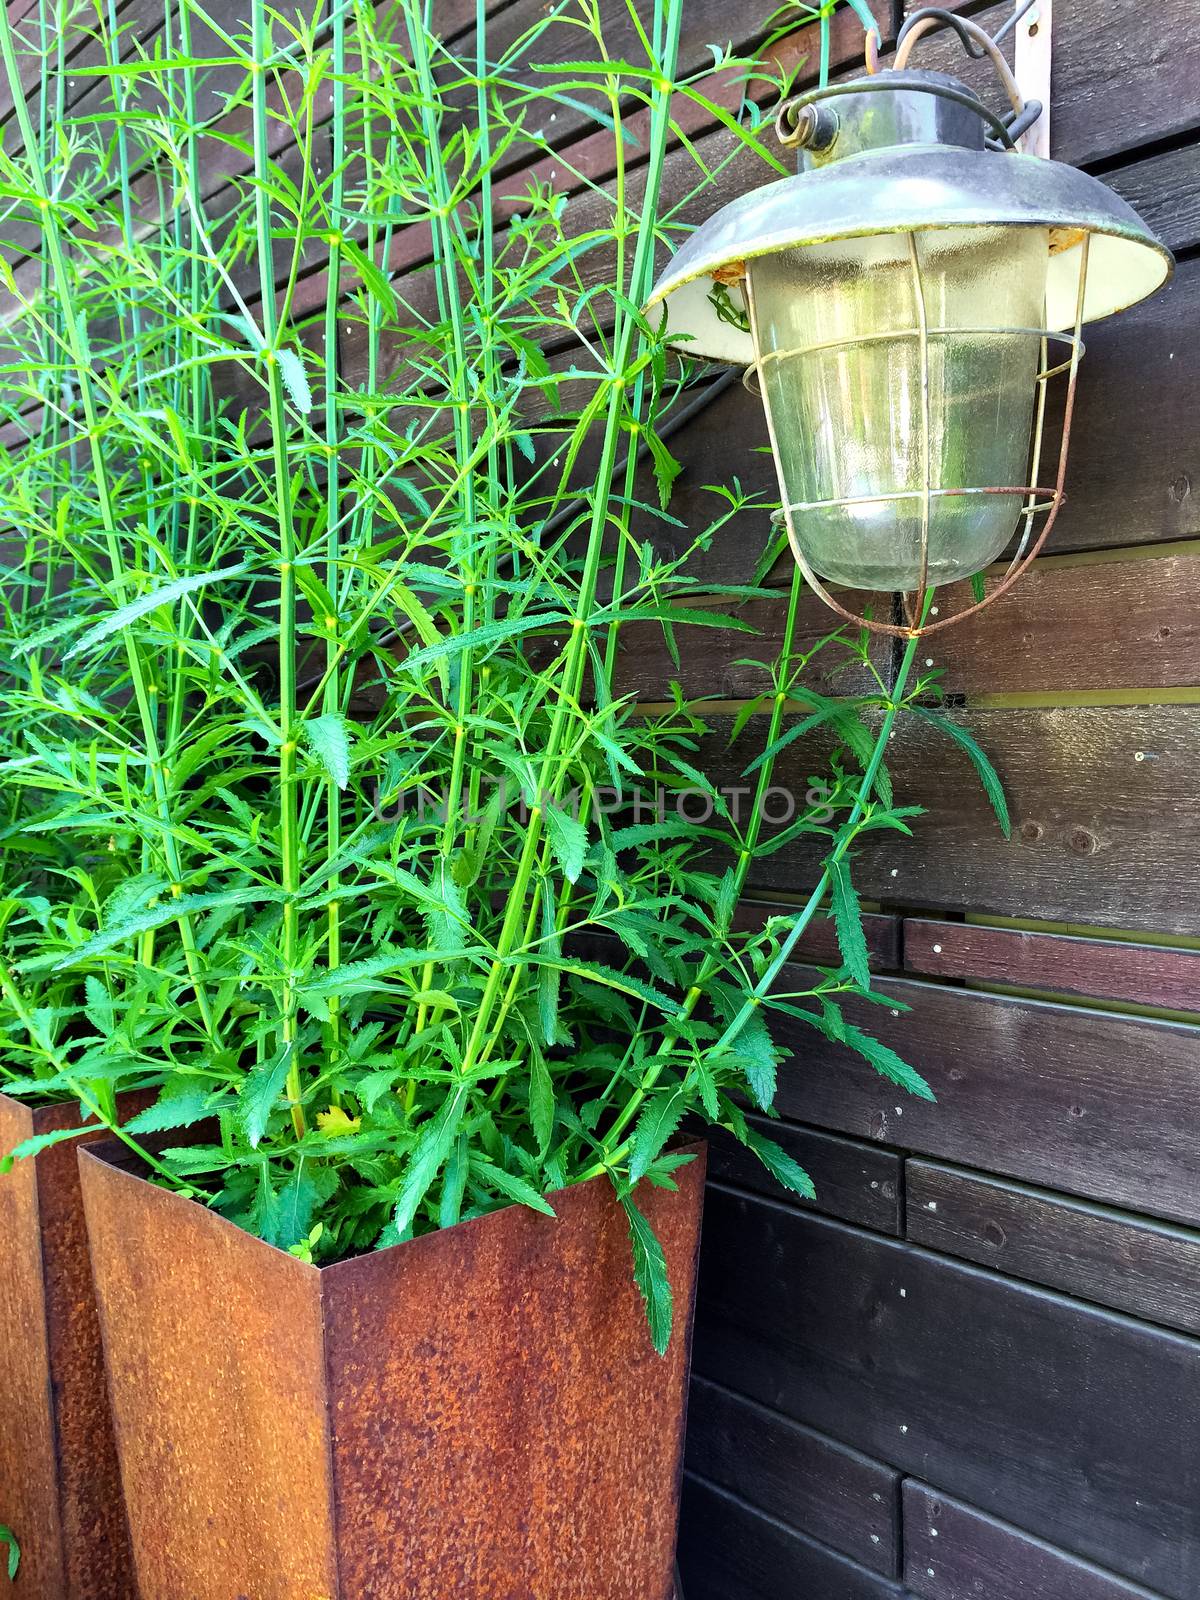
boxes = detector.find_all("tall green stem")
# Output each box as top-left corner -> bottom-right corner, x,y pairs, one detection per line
250,0 -> 304,1137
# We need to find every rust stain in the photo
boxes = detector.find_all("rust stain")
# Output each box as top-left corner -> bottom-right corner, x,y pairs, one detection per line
82,1140 -> 706,1600
79,1146 -> 338,1600
324,1143 -> 705,1599
0,1093 -> 141,1599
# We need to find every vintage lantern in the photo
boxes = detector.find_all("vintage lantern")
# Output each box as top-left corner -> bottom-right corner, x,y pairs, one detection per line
644,14 -> 1173,636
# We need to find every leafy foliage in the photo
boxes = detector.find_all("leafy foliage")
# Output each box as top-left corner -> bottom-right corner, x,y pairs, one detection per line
0,0 -> 1004,1355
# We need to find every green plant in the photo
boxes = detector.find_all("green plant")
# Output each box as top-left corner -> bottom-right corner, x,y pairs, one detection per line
0,0 -> 1005,1351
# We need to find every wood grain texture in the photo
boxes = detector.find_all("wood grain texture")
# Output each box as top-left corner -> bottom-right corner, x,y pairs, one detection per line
685,1378 -> 900,1575
898,0 -> 1200,167
694,706 -> 1200,935
1107,141 -> 1200,257
911,553 -> 1200,697
468,0 -> 892,174
769,970 -> 1200,1228
903,1481 -> 1172,1600
692,1190 -> 1200,1599
904,920 -> 1200,1013
732,902 -> 901,972
707,1120 -> 902,1234
625,552 -> 1200,699
906,1161 -> 1200,1338
678,1475 -> 906,1600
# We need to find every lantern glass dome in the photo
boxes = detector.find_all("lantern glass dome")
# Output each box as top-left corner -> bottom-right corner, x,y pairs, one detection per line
645,70 -> 1173,612
748,223 -> 1048,588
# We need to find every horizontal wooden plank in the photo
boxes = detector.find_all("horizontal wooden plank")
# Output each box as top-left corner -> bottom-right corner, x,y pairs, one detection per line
612,592 -> 891,701
903,1481 -> 1170,1600
770,971 -> 1200,1228
903,920 -> 1200,1014
692,1191 -> 1200,1598
1107,141 -> 1200,258
678,1474 -> 906,1600
907,1161 -> 1200,1337
733,902 -> 901,972
1040,259 -> 1200,554
694,706 -> 1200,935
922,553 -> 1200,697
902,0 -> 1200,168
707,1120 -> 902,1234
623,550 -> 1200,699
685,1378 -> 899,1574
472,0 -> 892,176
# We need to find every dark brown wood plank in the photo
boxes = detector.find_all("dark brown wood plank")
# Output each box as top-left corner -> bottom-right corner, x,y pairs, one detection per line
685,1378 -> 899,1575
734,902 -> 901,972
621,549 -> 1200,699
708,1120 -> 903,1234
694,706 -> 1200,936
925,554 -> 1200,697
472,0 -> 892,173
903,920 -> 1200,1013
692,1191 -> 1200,1598
907,1161 -> 1200,1337
1050,258 -> 1200,553
900,0 -> 1200,167
770,971 -> 1200,1228
678,1475 -> 906,1600
903,1481 -> 1172,1600
611,591 -> 891,701
1107,142 -> 1200,258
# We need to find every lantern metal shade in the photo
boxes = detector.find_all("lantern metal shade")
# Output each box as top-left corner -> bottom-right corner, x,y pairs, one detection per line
645,145 -> 1172,363
645,132 -> 1173,635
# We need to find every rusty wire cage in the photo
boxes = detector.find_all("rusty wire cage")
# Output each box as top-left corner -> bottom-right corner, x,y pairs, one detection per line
741,228 -> 1089,638
644,43 -> 1172,639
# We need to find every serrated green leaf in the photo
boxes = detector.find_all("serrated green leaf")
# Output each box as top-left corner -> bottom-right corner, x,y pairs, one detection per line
912,707 -> 1010,838
841,1020 -> 933,1101
0,1523 -> 19,1582
629,1078 -> 687,1183
733,1008 -> 780,1111
274,347 -> 312,413
474,1158 -> 556,1216
238,1044 -> 294,1148
394,1086 -> 467,1235
342,237 -> 397,320
738,1123 -> 815,1199
529,1050 -> 555,1158
829,854 -> 870,989
621,1192 -> 673,1356
126,1085 -> 213,1135
305,713 -> 352,789
0,1123 -> 91,1173
63,562 -> 252,661
544,802 -> 586,883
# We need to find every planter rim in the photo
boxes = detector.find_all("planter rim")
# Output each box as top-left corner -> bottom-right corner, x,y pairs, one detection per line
78,1135 -> 707,1276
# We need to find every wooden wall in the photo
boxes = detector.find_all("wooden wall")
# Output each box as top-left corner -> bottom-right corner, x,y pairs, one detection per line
663,4 -> 1200,1599
4,0 -> 1198,1595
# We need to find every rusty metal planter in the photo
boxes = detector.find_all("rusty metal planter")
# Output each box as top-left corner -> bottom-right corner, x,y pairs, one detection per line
79,1139 -> 706,1600
0,1093 -> 138,1600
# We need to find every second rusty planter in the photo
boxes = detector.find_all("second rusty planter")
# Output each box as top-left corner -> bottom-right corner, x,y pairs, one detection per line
80,1140 -> 705,1600
0,1093 -> 138,1600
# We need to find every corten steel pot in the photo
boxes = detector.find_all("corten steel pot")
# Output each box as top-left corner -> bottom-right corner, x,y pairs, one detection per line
0,1093 -> 139,1600
79,1138 -> 706,1600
